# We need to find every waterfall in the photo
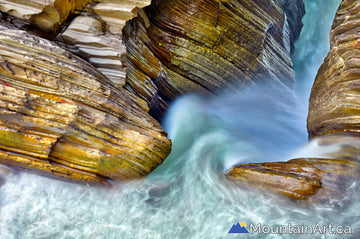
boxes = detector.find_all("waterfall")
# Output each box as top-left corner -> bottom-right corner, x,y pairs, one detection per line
1,0 -> 358,238
293,0 -> 343,104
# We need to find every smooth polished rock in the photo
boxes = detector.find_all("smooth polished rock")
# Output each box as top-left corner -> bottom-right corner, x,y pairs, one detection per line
227,156 -> 359,201
227,135 -> 360,201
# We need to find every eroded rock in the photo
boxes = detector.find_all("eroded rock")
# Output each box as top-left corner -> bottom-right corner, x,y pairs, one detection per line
308,0 -> 360,139
227,156 -> 359,201
124,0 -> 297,120
228,0 -> 360,201
0,0 -> 92,37
0,22 -> 171,184
56,0 -> 151,88
227,136 -> 360,201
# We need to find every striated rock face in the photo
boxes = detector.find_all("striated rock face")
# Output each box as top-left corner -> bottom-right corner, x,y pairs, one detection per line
227,136 -> 360,201
56,0 -> 151,88
0,22 -> 171,184
228,0 -> 360,201
0,0 -> 152,87
0,0 -> 310,191
124,0 -> 298,120
307,0 -> 360,139
0,0 -> 92,38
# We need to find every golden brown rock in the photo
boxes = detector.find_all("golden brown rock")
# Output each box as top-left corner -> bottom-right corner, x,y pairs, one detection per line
124,0 -> 296,120
0,0 -> 92,37
0,149 -> 110,186
227,156 -> 360,201
228,0 -> 360,201
0,22 -> 171,184
307,0 -> 360,139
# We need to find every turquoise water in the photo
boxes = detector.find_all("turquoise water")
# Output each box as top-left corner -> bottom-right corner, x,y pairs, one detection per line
293,0 -> 343,103
1,0 -> 358,238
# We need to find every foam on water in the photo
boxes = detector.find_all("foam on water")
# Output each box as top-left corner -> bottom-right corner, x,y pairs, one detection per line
293,0 -> 343,103
1,0 -> 359,238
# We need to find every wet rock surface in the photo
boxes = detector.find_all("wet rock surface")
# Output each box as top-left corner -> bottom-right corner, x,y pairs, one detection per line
228,0 -> 360,201
227,155 -> 359,201
0,22 -> 171,184
124,0 -> 298,120
280,0 -> 306,53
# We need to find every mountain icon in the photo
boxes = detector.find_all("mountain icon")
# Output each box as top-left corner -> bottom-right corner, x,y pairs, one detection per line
228,222 -> 249,233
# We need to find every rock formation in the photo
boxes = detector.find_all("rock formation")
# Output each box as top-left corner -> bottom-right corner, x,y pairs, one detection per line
0,0 -> 92,38
227,0 -> 360,201
123,0 -> 300,120
0,0 -> 307,186
280,0 -> 305,53
56,0 -> 151,88
227,137 -> 360,201
0,22 -> 171,184
307,0 -> 360,139
0,0 -> 152,88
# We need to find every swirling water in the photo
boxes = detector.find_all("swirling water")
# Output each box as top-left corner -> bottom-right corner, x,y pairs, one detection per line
1,0 -> 358,238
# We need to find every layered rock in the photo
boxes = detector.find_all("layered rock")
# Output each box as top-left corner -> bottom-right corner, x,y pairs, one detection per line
228,0 -> 360,201
56,0 -> 151,87
124,0 -> 298,120
0,0 -> 92,38
227,136 -> 360,201
228,159 -> 359,202
0,22 -> 171,184
0,0 -> 312,191
307,0 -> 360,139
0,0 -> 152,87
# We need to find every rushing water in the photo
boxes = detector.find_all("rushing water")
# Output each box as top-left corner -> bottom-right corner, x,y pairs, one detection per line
293,0 -> 343,104
1,0 -> 358,238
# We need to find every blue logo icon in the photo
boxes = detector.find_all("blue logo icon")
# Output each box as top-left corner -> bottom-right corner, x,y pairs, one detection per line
228,222 -> 249,234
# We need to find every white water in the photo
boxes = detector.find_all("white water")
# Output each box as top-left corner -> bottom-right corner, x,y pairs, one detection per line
1,1 -> 358,238
293,0 -> 343,104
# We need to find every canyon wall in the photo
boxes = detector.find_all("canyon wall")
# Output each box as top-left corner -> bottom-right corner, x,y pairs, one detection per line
228,0 -> 360,202
0,0 -> 305,184
123,0 -> 303,119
